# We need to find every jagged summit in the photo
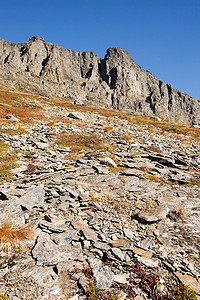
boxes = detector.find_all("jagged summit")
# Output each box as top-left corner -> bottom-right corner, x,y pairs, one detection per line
0,36 -> 199,125
105,47 -> 131,59
27,35 -> 45,43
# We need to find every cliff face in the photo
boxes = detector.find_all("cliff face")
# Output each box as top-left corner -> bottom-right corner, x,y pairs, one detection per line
0,36 -> 199,125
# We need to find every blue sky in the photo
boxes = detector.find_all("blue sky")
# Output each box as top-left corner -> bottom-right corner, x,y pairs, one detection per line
1,0 -> 199,99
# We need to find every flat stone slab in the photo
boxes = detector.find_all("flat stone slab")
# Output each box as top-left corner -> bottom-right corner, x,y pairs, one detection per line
133,204 -> 169,224
176,272 -> 200,294
136,256 -> 159,268
51,229 -> 79,244
111,247 -> 125,261
114,273 -> 129,284
72,218 -> 98,241
111,239 -> 130,248
133,248 -> 152,258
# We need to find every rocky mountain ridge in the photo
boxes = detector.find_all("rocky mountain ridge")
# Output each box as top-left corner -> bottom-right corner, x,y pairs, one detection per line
0,36 -> 199,126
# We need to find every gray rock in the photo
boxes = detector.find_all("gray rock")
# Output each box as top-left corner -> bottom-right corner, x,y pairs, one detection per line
111,247 -> 125,261
51,229 -> 78,244
68,112 -> 85,120
20,184 -> 44,211
39,220 -> 68,233
101,157 -> 117,168
32,232 -> 71,265
33,141 -> 49,149
123,228 -> 134,240
5,114 -> 20,121
150,116 -> 162,122
88,258 -> 113,289
136,256 -> 159,268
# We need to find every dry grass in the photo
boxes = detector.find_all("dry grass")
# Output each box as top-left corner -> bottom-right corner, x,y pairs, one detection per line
0,141 -> 18,182
145,145 -> 162,154
101,143 -> 114,152
0,89 -> 199,140
56,132 -> 105,152
137,165 -> 151,173
0,220 -> 33,254
64,153 -> 82,161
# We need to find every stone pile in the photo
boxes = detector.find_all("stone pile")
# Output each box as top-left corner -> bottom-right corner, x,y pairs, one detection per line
0,109 -> 199,299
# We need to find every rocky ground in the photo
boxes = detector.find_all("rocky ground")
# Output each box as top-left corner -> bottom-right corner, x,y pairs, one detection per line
0,90 -> 199,299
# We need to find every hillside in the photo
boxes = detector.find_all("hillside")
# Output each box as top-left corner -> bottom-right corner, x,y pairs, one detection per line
0,36 -> 200,126
0,84 -> 199,299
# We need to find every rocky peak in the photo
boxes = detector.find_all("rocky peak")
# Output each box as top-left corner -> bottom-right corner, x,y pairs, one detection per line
0,36 -> 199,125
105,47 -> 131,61
27,35 -> 45,43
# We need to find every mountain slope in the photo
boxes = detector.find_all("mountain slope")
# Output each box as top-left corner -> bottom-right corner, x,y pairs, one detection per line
0,36 -> 199,125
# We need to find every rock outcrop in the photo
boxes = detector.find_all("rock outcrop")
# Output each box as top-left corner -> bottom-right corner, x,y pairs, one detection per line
0,36 -> 199,125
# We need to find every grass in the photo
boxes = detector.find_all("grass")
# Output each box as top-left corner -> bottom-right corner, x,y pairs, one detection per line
108,166 -> 126,173
144,174 -> 180,187
0,89 -> 199,140
0,295 -> 8,300
56,132 -> 105,152
86,276 -> 119,300
186,175 -> 200,186
0,220 -> 33,255
0,141 -> 18,182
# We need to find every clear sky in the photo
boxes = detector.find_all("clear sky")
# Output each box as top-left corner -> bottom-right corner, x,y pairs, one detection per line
1,0 -> 199,100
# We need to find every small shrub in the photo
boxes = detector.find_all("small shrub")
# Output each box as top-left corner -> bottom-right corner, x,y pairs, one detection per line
187,175 -> 200,187
25,163 -> 38,175
86,276 -> 101,300
86,276 -> 119,300
113,262 -> 198,300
